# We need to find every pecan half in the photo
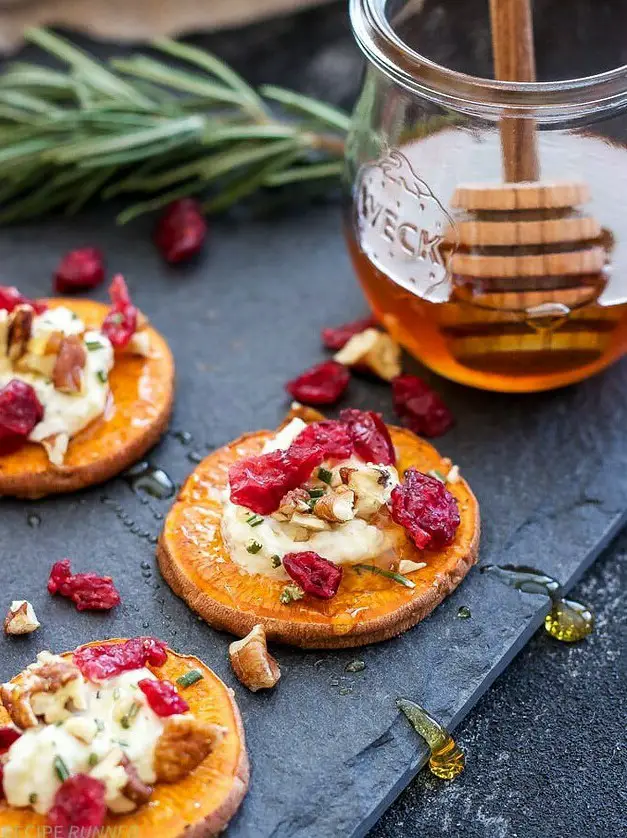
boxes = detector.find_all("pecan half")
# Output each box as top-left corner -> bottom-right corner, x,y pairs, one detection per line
4,601 -> 40,636
334,328 -> 402,381
154,716 -> 226,783
52,335 -> 87,393
229,624 -> 281,692
0,653 -> 85,728
7,305 -> 33,363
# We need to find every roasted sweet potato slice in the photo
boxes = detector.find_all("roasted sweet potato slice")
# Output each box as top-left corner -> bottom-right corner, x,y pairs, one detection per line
0,640 -> 249,836
158,425 -> 480,648
0,299 -> 174,499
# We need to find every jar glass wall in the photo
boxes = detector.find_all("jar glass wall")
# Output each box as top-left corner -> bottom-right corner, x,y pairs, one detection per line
345,0 -> 627,392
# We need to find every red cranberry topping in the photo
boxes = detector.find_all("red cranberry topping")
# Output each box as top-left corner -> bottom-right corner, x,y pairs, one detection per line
283,551 -> 343,599
138,678 -> 189,716
0,285 -> 46,314
0,379 -> 44,455
286,360 -> 350,406
0,727 -> 21,753
389,468 -> 460,550
48,775 -> 107,834
392,375 -> 454,438
54,248 -> 105,294
229,445 -> 324,516
154,198 -> 207,264
101,274 -> 138,349
290,420 -> 353,462
73,637 -> 168,681
340,408 -> 395,466
48,559 -> 120,612
321,315 -> 378,351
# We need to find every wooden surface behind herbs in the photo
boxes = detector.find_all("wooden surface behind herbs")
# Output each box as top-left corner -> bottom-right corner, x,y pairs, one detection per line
0,28 -> 349,224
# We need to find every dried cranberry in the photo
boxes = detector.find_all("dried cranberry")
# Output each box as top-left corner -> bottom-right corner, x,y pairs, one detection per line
290,420 -> 353,461
340,408 -> 395,466
154,199 -> 207,264
389,468 -> 460,550
138,678 -> 189,716
54,248 -> 105,294
0,285 -> 46,314
229,445 -> 324,515
0,727 -> 21,753
286,360 -> 350,406
321,315 -> 378,351
0,379 -> 44,455
73,637 -> 168,681
101,274 -> 138,349
392,375 -> 454,438
283,551 -> 342,599
48,559 -> 120,611
48,775 -> 107,834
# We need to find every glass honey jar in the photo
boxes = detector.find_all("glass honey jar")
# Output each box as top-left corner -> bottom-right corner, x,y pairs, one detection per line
345,0 -> 627,392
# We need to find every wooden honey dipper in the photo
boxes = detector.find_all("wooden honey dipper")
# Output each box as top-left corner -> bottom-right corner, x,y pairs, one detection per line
448,0 -> 608,331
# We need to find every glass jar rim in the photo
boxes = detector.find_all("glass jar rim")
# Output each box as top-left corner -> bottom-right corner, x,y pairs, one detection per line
350,0 -> 627,121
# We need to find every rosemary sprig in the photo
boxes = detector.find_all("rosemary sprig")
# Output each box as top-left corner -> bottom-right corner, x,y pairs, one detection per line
0,28 -> 349,224
354,564 -> 416,589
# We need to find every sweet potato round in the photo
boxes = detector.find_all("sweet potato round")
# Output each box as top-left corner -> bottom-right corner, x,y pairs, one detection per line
0,299 -> 174,499
158,426 -> 480,649
0,641 -> 249,836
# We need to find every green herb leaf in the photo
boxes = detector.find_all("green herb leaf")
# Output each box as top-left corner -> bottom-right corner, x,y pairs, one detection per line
88,753 -> 99,767
246,514 -> 264,527
271,555 -> 282,568
176,669 -> 204,688
246,540 -> 263,555
53,755 -> 70,783
354,564 -> 416,589
308,488 -> 325,499
96,370 -> 108,383
85,340 -> 103,351
280,584 -> 304,604
318,467 -> 333,485
120,701 -> 140,729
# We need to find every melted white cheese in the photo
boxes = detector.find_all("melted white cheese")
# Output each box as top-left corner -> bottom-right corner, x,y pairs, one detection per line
2,668 -> 164,816
222,419 -> 399,579
0,307 -> 114,464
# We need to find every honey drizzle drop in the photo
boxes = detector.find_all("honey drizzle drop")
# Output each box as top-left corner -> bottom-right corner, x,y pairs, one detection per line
397,699 -> 465,780
481,564 -> 594,642
123,462 -> 175,500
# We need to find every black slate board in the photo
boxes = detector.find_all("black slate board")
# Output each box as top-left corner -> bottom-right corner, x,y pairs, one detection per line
0,207 -> 626,837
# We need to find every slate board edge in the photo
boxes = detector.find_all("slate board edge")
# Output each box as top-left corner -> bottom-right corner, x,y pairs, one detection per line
353,507 -> 627,838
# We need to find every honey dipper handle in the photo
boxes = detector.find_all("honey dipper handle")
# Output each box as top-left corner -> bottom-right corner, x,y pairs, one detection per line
489,0 -> 540,182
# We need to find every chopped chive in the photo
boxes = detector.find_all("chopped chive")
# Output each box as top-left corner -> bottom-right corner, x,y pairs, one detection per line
246,514 -> 264,527
428,469 -> 446,483
29,793 -> 38,805
318,467 -> 333,484
95,690 -> 101,700
116,739 -> 129,748
354,564 -> 415,589
53,755 -> 70,783
96,370 -> 107,384
112,687 -> 121,700
85,340 -> 103,351
247,540 -> 263,554
308,488 -> 325,498
95,719 -> 104,732
71,312 -> 79,321
280,584 -> 304,604
271,555 -> 282,568
176,669 -> 204,688
120,701 -> 140,729
88,753 -> 99,767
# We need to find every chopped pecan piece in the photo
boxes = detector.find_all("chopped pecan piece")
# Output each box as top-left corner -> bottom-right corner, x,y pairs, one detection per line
121,756 -> 153,806
313,486 -> 355,523
154,716 -> 226,783
7,305 -> 33,363
229,624 -> 281,692
52,335 -> 86,393
40,432 -> 70,467
274,487 -> 311,521
334,328 -> 402,381
0,653 -> 85,728
4,600 -> 40,635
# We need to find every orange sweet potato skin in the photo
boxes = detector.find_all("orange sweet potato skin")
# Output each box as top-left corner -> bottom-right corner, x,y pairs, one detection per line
0,641 -> 249,837
0,299 -> 174,499
158,426 -> 481,649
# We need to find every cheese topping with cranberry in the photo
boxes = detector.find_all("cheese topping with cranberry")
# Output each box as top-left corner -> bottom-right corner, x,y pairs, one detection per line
222,418 -> 400,579
1,653 -> 166,815
0,304 -> 149,466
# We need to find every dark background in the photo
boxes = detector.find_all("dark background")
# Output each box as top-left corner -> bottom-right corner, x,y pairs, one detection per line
2,2 -> 626,837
